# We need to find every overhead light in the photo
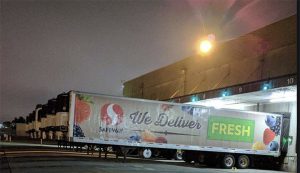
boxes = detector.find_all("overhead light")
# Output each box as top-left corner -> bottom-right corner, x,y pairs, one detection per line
220,103 -> 256,110
222,92 -> 228,97
262,83 -> 270,91
269,90 -> 296,103
197,34 -> 215,55
199,40 -> 212,53
191,95 -> 199,102
270,90 -> 296,98
270,97 -> 296,103
221,90 -> 230,97
187,99 -> 253,110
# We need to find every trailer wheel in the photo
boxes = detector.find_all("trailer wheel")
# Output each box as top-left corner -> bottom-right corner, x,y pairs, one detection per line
237,155 -> 250,169
222,154 -> 235,169
142,148 -> 152,159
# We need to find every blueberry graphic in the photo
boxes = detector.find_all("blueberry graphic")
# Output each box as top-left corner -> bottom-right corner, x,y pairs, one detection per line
181,106 -> 194,116
268,141 -> 279,151
73,124 -> 85,137
266,115 -> 281,136
265,115 -> 276,127
129,134 -> 141,142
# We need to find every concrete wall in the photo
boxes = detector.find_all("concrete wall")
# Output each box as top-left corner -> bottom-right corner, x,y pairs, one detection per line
123,15 -> 296,100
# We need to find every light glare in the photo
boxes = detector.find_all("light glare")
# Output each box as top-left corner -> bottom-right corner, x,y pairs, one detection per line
200,40 -> 212,53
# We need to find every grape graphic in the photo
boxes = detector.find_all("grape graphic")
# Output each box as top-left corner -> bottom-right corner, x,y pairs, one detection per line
269,116 -> 281,136
265,115 -> 281,136
73,124 -> 85,137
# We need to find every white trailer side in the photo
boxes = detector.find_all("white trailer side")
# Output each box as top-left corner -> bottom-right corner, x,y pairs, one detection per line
67,91 -> 283,157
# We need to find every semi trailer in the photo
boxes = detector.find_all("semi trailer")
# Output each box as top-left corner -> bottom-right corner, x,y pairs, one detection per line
19,90 -> 290,169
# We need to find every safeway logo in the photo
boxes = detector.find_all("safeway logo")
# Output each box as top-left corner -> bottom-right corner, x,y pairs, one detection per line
100,104 -> 124,125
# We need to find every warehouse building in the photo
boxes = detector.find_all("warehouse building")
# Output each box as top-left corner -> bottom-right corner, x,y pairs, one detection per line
123,15 -> 296,171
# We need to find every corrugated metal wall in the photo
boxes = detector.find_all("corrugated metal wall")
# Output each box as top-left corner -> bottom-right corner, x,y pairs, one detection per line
123,15 -> 296,100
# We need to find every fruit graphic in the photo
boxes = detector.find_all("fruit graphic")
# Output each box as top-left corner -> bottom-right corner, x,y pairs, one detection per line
100,103 -> 124,125
181,106 -> 194,115
73,124 -> 85,137
129,134 -> 141,142
252,141 -> 266,150
161,104 -> 173,112
265,115 -> 276,127
270,116 -> 281,136
181,106 -> 202,116
141,130 -> 157,142
155,136 -> 167,143
75,96 -> 92,124
263,128 -> 275,145
268,141 -> 279,151
265,115 -> 281,136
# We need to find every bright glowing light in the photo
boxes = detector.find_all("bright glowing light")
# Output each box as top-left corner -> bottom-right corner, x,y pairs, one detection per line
187,98 -> 256,110
270,90 -> 296,98
191,96 -> 198,102
270,97 -> 296,103
196,34 -> 215,55
199,40 -> 212,53
262,83 -> 270,90
269,90 -> 296,103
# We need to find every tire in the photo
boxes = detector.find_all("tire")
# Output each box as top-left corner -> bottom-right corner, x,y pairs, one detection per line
222,154 -> 235,169
237,155 -> 250,169
142,148 -> 152,159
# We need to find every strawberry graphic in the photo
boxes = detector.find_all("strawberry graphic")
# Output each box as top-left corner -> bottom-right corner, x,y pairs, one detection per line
75,95 -> 93,124
263,128 -> 275,145
161,104 -> 173,112
155,136 -> 167,143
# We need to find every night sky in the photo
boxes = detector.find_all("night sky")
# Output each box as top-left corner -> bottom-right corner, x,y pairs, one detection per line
0,0 -> 296,121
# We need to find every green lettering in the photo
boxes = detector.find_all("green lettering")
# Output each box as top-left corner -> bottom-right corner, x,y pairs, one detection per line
208,116 -> 255,143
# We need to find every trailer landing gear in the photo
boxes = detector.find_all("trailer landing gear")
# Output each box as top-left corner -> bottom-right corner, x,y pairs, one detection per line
174,150 -> 182,160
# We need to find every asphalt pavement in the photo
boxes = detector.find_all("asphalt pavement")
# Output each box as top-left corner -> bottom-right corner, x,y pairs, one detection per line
0,142 -> 292,173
